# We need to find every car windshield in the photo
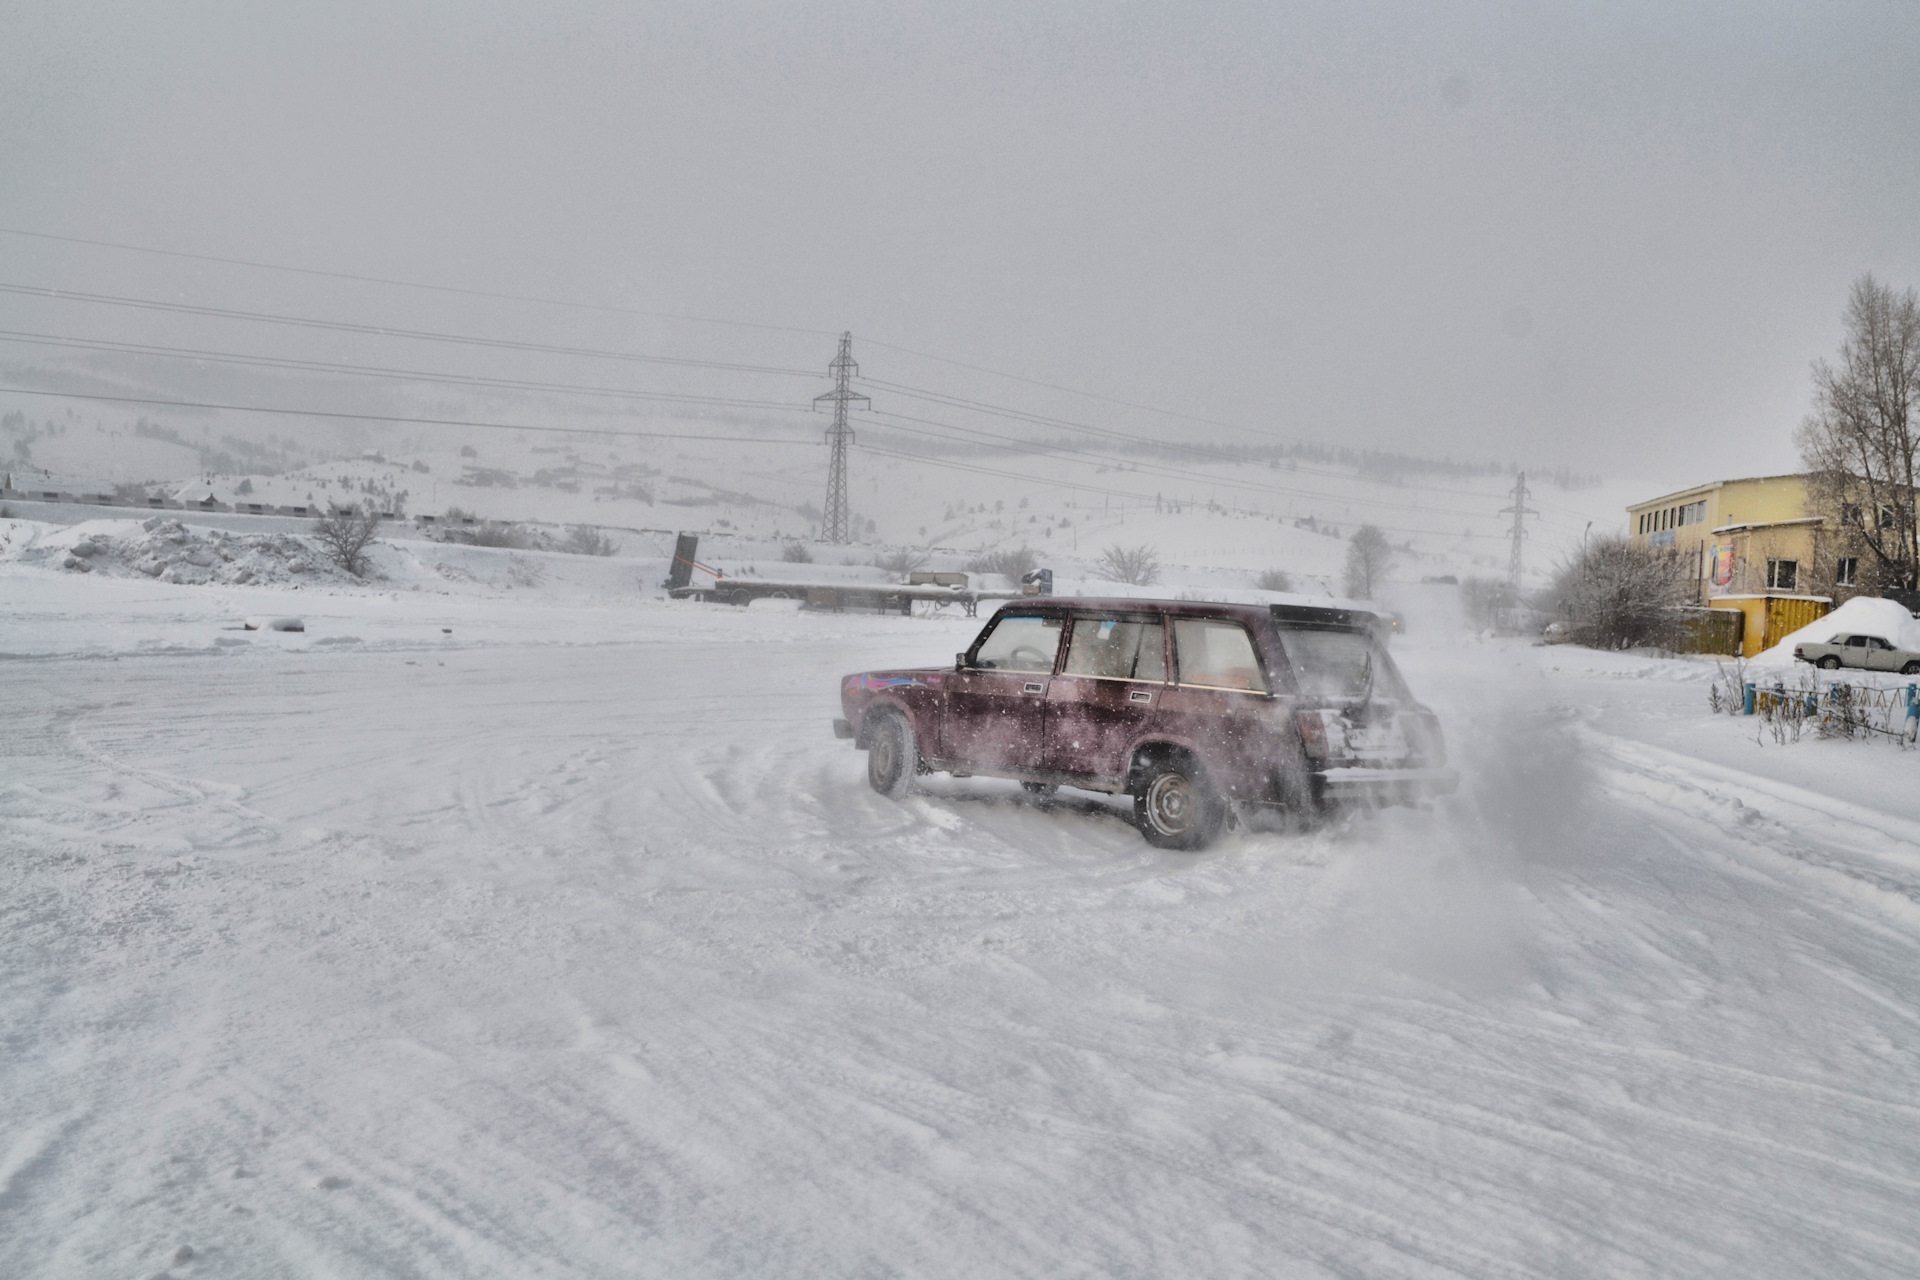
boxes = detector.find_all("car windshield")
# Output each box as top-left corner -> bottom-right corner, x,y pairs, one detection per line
973,615 -> 1063,672
1274,627 -> 1403,699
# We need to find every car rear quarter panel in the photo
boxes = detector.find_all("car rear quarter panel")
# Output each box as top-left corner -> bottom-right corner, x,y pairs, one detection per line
841,670 -> 945,748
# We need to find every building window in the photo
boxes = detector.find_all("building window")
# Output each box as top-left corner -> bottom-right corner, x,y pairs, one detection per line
1841,502 -> 1862,526
1836,556 -> 1858,587
1879,504 -> 1900,529
1767,558 -> 1799,591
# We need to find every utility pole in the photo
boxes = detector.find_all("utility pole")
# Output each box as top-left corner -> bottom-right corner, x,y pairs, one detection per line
1500,472 -> 1538,590
814,331 -> 869,544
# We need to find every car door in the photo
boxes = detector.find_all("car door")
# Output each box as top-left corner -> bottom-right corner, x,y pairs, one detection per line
1043,613 -> 1168,781
1843,634 -> 1872,669
1867,636 -> 1901,672
942,612 -> 1064,771
1151,617 -> 1276,796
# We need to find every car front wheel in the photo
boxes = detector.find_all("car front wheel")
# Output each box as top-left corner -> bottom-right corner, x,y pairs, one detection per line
1903,661 -> 1920,675
1132,754 -> 1225,851
1819,655 -> 1842,669
866,709 -> 918,798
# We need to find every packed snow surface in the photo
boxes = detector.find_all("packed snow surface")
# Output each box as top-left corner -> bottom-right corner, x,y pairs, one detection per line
4,553 -> 1919,1278
1751,594 -> 1920,667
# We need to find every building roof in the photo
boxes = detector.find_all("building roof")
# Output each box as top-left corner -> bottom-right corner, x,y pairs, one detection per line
1627,473 -> 1805,512
1710,515 -> 1823,535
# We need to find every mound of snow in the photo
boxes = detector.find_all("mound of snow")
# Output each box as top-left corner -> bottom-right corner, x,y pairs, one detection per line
1750,595 -> 1920,668
14,517 -> 357,587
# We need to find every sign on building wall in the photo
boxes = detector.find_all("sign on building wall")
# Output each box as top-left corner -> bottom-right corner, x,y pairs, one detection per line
1710,543 -> 1734,588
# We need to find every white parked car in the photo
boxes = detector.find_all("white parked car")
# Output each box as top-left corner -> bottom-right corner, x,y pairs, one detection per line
1793,633 -> 1920,674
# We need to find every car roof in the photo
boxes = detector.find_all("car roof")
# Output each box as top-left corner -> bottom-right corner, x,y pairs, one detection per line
988,596 -> 1377,629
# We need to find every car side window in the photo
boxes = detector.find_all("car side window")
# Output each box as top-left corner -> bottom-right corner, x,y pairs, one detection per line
1171,619 -> 1268,693
1847,635 -> 1868,647
1062,617 -> 1166,682
972,615 -> 1063,673
1872,637 -> 1892,650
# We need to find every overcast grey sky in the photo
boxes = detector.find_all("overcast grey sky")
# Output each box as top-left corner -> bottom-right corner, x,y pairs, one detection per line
4,1 -> 1917,483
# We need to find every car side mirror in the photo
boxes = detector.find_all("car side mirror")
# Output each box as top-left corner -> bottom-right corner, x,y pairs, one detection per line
955,652 -> 968,671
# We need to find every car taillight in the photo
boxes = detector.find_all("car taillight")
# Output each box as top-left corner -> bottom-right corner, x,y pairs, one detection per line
1297,709 -> 1330,763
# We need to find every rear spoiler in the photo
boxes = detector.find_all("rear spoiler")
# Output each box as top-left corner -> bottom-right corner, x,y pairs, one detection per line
1270,603 -> 1378,631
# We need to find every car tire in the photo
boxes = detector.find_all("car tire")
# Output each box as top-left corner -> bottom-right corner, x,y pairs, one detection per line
1904,661 -> 1920,675
1131,753 -> 1226,851
866,709 -> 918,798
1819,655 -> 1842,669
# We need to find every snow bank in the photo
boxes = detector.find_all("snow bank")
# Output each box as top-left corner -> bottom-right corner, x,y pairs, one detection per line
1750,595 -> 1920,668
3,516 -> 353,586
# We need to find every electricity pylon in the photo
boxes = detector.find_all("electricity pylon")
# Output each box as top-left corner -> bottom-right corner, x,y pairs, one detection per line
1500,472 -> 1538,589
814,331 -> 869,544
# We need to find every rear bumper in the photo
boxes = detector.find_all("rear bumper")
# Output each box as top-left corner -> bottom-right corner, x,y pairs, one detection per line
1311,765 -> 1458,805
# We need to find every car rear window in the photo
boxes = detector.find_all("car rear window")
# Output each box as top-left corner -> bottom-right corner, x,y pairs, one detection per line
973,614 -> 1063,672
1063,617 -> 1166,681
1172,619 -> 1268,692
1274,627 -> 1401,699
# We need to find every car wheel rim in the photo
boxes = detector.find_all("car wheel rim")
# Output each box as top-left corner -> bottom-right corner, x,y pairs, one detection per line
1146,773 -> 1194,834
873,729 -> 898,780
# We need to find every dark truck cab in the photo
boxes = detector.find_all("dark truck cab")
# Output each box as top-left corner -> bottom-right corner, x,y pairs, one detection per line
834,598 -> 1456,849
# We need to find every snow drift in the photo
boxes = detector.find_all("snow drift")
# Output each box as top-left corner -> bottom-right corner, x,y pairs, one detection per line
1750,595 -> 1920,667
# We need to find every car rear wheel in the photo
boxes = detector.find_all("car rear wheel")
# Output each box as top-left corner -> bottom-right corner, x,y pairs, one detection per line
1819,655 -> 1842,669
866,710 -> 918,798
1132,754 -> 1225,851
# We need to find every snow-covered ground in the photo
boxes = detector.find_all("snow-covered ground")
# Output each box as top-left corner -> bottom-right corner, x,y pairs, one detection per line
4,544 -> 1918,1278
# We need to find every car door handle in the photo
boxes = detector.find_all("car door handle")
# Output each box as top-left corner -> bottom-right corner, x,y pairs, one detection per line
1129,689 -> 1153,704
1023,682 -> 1044,694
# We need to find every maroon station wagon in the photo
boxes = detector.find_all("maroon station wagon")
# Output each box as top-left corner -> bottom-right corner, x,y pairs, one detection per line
834,598 -> 1457,849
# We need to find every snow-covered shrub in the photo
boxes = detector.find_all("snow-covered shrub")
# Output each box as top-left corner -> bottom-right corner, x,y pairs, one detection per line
562,524 -> 618,556
1255,568 -> 1293,593
965,545 -> 1037,579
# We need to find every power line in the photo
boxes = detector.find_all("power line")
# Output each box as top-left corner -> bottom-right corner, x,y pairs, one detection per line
0,385 -> 820,447
0,226 -> 835,339
853,440 -> 1515,543
858,405 -> 1543,530
0,330 -> 806,413
0,283 -> 820,377
859,373 -> 1558,509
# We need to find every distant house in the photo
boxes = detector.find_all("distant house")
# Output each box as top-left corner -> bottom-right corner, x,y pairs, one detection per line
1628,474 -> 1837,656
1627,474 -> 1828,602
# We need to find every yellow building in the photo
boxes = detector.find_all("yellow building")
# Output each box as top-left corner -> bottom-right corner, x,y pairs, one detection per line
1627,474 -> 1824,603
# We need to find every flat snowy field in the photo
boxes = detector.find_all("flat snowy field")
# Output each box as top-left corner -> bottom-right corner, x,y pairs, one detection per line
4,560 -> 1919,1278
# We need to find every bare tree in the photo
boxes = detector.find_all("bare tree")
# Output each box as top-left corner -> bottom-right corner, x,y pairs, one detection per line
562,524 -> 619,556
781,541 -> 814,563
1796,274 -> 1920,591
1342,524 -> 1393,599
1099,543 -> 1160,585
1549,536 -> 1691,649
313,504 -> 381,577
